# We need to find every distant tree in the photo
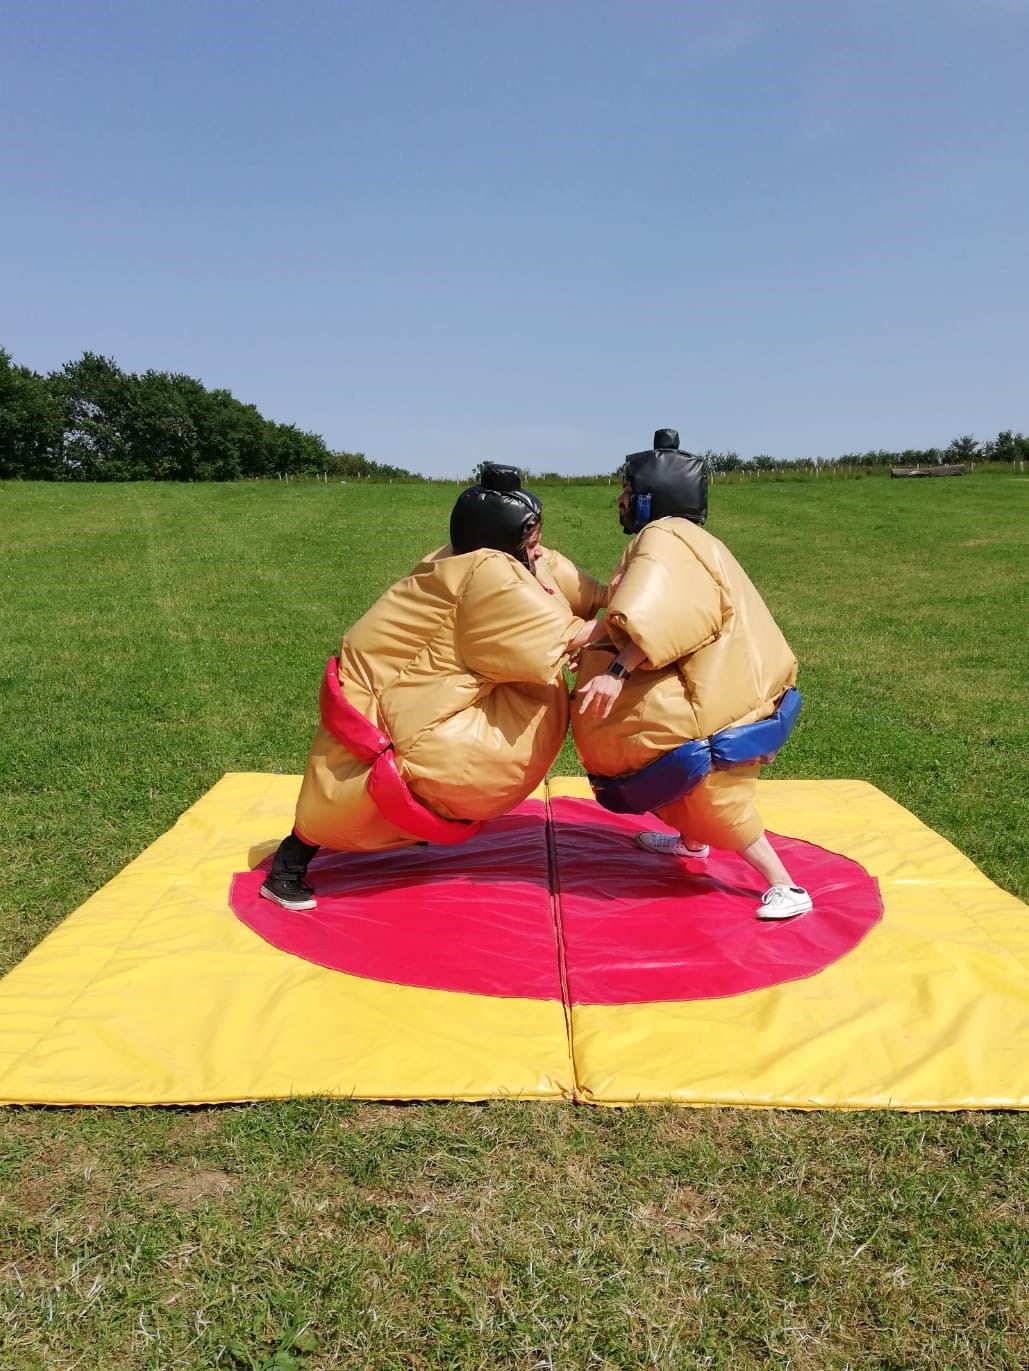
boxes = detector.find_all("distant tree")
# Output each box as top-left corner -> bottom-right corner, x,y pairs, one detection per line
5,342 -> 1024,483
123,371 -> 200,479
51,353 -> 132,480
201,389 -> 270,479
0,349 -> 64,477
986,430 -> 1028,464
947,435 -> 980,464
326,450 -> 415,481
0,346 -> 423,482
706,450 -> 743,473
266,421 -> 325,476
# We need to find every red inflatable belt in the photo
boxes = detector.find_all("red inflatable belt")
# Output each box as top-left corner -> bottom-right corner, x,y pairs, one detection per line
319,657 -> 480,847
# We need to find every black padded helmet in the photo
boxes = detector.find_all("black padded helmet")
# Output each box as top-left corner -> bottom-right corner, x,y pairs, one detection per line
621,429 -> 708,533
450,463 -> 542,568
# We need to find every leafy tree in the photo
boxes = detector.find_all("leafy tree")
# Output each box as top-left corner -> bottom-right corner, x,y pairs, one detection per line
121,371 -> 200,479
4,343 -> 1025,483
947,434 -> 980,464
0,349 -> 64,478
50,353 -> 132,480
987,430 -> 1028,464
706,450 -> 743,473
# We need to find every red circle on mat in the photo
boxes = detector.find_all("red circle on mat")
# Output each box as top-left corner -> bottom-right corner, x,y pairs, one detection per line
229,796 -> 883,1006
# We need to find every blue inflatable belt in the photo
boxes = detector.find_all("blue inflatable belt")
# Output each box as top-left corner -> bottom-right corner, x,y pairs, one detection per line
589,688 -> 802,816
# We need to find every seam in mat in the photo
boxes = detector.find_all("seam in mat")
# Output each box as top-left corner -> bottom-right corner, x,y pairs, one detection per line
543,783 -> 581,1102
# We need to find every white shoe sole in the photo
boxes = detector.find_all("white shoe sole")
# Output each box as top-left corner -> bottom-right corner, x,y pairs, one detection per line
756,899 -> 813,921
259,884 -> 317,912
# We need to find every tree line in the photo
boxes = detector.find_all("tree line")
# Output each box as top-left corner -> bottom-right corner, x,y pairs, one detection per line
695,431 -> 1028,475
3,346 -> 1026,482
519,428 -> 1028,485
0,348 -> 415,482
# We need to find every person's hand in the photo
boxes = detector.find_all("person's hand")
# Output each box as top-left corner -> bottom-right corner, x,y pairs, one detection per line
576,672 -> 624,718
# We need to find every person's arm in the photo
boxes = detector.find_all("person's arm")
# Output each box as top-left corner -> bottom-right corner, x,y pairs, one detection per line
566,614 -> 607,653
575,638 -> 647,718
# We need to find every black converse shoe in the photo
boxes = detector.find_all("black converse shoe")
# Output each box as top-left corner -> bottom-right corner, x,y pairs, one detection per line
259,873 -> 317,912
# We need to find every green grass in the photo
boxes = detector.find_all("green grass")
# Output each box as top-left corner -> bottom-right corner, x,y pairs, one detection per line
1,475 -> 1027,1368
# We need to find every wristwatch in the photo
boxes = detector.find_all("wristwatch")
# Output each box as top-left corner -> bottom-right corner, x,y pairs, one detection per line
606,661 -> 631,680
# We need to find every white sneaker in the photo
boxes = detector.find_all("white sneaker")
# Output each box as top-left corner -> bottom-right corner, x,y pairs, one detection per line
634,832 -> 710,860
756,885 -> 813,921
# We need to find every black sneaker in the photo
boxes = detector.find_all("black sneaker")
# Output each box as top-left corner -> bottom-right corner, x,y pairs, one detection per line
259,873 -> 317,912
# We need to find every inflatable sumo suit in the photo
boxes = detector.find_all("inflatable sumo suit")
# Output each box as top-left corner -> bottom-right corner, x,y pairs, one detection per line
535,546 -> 608,622
572,431 -> 799,853
292,468 -> 587,854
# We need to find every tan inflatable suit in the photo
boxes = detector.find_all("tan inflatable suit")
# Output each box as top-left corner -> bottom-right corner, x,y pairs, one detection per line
535,546 -> 607,621
572,517 -> 797,851
293,545 -> 599,852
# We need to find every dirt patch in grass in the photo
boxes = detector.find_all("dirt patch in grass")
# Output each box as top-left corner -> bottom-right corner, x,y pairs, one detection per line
139,1164 -> 235,1208
5,1142 -> 114,1222
363,1178 -> 438,1214
651,1104 -> 737,1149
9,1173 -> 58,1219
169,1108 -> 232,1145
631,1183 -> 720,1239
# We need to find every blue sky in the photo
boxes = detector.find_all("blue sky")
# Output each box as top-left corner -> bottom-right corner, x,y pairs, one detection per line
2,0 -> 1027,477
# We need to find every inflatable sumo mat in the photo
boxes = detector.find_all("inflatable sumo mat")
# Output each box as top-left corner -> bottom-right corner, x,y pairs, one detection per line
0,774 -> 1026,1109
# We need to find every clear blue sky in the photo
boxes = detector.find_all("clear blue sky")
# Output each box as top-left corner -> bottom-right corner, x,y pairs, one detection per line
3,0 -> 1027,477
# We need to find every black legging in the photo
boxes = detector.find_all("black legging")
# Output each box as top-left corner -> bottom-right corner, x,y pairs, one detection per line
271,830 -> 319,878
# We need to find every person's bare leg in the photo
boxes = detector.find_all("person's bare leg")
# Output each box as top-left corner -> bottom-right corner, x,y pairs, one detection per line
740,831 -> 793,887
741,832 -> 813,919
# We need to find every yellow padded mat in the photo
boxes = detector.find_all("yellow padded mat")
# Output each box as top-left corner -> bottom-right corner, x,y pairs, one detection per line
0,773 -> 1026,1109
0,775 -> 572,1106
549,778 -> 1029,1109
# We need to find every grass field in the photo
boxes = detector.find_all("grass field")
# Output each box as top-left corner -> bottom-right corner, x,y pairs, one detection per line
1,475 -> 1027,1368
